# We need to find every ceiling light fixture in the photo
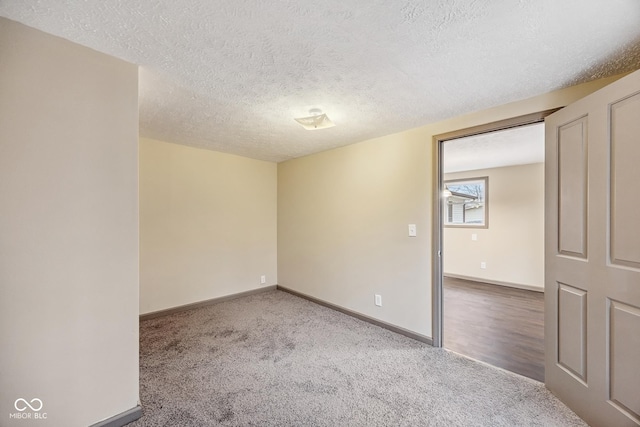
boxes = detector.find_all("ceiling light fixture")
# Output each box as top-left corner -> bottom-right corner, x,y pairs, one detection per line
294,108 -> 335,130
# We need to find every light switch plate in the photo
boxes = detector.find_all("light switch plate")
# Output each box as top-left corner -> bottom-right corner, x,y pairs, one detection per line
408,224 -> 417,237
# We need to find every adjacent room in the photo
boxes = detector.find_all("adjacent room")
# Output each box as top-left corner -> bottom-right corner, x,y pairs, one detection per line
2,2 -> 640,426
441,123 -> 545,381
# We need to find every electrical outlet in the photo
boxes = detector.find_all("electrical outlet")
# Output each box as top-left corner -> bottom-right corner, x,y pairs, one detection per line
375,294 -> 382,306
480,262 -> 486,269
471,233 -> 478,241
260,275 -> 266,284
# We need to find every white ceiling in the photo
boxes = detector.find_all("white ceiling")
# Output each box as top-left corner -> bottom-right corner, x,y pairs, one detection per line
443,122 -> 544,174
1,1 -> 639,162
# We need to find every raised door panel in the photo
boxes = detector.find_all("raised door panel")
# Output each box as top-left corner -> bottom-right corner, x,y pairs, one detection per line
557,283 -> 587,382
557,117 -> 588,258
610,92 -> 640,270
608,300 -> 640,424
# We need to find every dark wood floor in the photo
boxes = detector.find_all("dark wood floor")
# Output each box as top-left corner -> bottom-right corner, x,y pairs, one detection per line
443,276 -> 545,382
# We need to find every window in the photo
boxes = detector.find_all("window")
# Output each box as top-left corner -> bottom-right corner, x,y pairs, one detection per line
444,177 -> 488,228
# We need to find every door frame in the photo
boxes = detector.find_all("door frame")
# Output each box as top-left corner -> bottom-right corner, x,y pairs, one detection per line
431,109 -> 560,348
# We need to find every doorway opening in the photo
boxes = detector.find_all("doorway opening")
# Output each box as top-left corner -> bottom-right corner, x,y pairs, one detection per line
432,111 -> 557,381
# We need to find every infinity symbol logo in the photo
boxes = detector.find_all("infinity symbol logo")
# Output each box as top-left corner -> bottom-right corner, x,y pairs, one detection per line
14,398 -> 43,412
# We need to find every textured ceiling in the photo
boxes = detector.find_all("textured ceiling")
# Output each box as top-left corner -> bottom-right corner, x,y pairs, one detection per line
443,123 -> 544,174
2,1 -> 640,162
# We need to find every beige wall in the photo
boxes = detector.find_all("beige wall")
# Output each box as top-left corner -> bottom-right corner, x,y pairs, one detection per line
444,163 -> 544,290
0,19 -> 139,427
139,138 -> 278,315
278,135 -> 432,336
278,74 -> 625,338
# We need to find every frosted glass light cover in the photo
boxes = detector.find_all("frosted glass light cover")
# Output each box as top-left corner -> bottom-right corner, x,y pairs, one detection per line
294,113 -> 335,130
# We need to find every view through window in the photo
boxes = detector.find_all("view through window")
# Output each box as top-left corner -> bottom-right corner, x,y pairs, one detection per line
444,177 -> 487,227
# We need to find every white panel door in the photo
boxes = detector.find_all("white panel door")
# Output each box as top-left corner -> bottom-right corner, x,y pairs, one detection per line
545,69 -> 640,426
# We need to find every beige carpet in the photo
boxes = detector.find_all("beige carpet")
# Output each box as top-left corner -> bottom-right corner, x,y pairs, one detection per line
131,290 -> 586,426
